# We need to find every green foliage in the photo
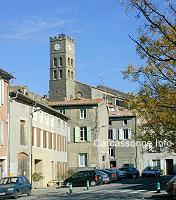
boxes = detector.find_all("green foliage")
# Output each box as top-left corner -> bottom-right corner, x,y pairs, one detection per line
122,0 -> 176,151
32,172 -> 44,182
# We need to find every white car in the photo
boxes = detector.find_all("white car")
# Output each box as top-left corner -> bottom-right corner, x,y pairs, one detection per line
142,167 -> 160,177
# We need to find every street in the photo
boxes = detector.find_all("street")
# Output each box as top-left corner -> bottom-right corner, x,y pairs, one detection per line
11,176 -> 175,200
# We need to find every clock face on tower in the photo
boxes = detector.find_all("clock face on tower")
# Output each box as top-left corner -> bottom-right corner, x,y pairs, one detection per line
54,43 -> 60,51
68,43 -> 72,52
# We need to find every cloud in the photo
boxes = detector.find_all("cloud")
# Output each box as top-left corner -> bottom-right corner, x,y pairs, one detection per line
0,16 -> 73,44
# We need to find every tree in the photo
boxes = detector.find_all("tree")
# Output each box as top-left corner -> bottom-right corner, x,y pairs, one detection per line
121,0 -> 176,151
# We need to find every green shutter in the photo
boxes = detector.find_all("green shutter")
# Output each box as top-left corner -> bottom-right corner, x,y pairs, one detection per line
67,127 -> 71,143
87,127 -> 91,142
74,127 -> 80,143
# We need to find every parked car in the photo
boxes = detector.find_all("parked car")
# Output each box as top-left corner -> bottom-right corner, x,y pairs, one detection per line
100,169 -> 117,182
0,176 -> 32,199
64,170 -> 103,187
166,175 -> 176,196
119,167 -> 140,179
95,170 -> 110,184
108,168 -> 126,179
142,167 -> 160,177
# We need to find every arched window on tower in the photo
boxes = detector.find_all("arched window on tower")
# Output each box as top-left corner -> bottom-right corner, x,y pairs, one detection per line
53,58 -> 57,67
68,70 -> 70,79
68,58 -> 70,66
71,71 -> 74,79
59,57 -> 63,66
53,70 -> 57,80
59,70 -> 63,79
71,59 -> 73,68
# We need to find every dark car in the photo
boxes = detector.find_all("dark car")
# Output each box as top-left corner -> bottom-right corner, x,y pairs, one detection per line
119,167 -> 140,179
108,168 -> 127,179
166,175 -> 176,196
142,167 -> 160,177
100,169 -> 117,182
95,170 -> 110,184
0,176 -> 32,199
64,170 -> 103,187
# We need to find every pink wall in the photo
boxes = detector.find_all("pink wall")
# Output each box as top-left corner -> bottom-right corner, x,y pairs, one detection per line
0,80 -> 9,156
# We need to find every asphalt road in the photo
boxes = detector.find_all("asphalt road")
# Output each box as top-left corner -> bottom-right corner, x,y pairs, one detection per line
5,176 -> 175,200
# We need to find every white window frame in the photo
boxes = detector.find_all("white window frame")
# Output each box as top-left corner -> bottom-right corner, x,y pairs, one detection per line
0,120 -> 4,145
79,153 -> 87,167
80,127 -> 87,141
123,129 -> 129,139
80,109 -> 87,119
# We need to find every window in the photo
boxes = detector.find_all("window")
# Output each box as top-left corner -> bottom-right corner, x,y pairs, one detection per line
123,129 -> 129,139
0,120 -> 4,145
71,59 -> 73,68
79,153 -> 87,167
59,57 -> 63,66
68,70 -> 70,78
109,121 -> 112,125
60,110 -> 65,115
53,70 -> 57,80
152,160 -> 161,169
68,58 -> 70,66
123,120 -> 128,125
71,71 -> 73,79
80,127 -> 87,141
80,109 -> 87,119
20,120 -> 25,145
109,147 -> 115,158
43,130 -> 47,148
59,70 -> 63,79
0,79 -> 4,106
108,129 -> 113,140
53,58 -> 57,67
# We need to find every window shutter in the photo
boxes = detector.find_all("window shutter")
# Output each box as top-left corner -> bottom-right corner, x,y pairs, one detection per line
128,128 -> 132,139
0,121 -> 4,145
118,129 -> 123,140
87,127 -> 91,142
113,129 -> 116,140
67,127 -> 71,143
1,80 -> 4,105
74,127 -> 80,143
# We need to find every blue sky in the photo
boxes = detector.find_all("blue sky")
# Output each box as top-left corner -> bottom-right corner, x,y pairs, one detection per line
0,0 -> 143,96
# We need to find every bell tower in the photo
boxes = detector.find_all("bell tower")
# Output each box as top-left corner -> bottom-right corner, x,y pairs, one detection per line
49,34 -> 76,101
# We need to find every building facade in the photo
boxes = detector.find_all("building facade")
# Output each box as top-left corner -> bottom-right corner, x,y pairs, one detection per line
0,68 -> 13,178
49,98 -> 109,171
9,89 -> 69,187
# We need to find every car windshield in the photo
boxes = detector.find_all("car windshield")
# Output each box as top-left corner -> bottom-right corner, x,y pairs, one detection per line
0,177 -> 18,185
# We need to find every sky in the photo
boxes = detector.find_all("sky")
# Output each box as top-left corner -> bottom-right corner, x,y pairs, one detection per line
0,0 -> 144,96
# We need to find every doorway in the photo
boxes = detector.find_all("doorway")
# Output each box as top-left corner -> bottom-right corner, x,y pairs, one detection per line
110,161 -> 116,168
166,159 -> 174,175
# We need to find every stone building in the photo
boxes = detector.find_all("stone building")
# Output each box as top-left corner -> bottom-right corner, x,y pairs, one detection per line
0,68 -> 13,178
49,98 -> 109,171
9,88 -> 69,186
48,34 -> 137,170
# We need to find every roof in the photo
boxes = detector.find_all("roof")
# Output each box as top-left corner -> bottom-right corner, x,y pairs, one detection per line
96,85 -> 128,98
10,91 -> 69,121
0,68 -> 14,81
108,106 -> 135,118
49,98 -> 104,107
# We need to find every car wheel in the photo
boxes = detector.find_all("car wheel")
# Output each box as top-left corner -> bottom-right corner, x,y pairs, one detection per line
132,175 -> 137,179
14,191 -> 19,199
27,189 -> 31,196
90,180 -> 96,187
